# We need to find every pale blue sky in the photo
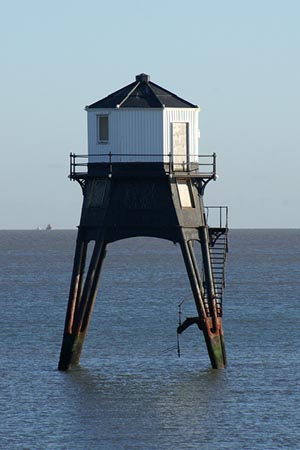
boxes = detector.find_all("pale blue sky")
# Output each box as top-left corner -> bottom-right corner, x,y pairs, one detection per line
1,0 -> 299,228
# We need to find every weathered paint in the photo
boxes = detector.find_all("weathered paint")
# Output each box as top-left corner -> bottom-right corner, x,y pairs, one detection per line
203,318 -> 226,369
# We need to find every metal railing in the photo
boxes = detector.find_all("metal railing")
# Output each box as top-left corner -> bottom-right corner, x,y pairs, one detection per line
69,152 -> 217,178
205,206 -> 228,229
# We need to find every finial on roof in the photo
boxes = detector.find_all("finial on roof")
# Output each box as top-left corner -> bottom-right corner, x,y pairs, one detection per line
135,73 -> 150,82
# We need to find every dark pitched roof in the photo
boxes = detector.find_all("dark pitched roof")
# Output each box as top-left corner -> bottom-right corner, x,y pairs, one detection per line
87,74 -> 198,109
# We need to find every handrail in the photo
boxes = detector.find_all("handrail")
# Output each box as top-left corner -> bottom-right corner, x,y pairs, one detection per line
69,152 -> 217,178
205,206 -> 228,229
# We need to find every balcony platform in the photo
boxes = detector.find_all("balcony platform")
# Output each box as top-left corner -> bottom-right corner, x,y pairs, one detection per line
69,153 -> 217,181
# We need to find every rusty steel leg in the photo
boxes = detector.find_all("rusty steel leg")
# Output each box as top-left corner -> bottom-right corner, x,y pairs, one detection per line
199,226 -> 226,369
58,237 -> 107,370
62,232 -> 88,336
58,232 -> 87,370
202,318 -> 226,369
180,233 -> 226,369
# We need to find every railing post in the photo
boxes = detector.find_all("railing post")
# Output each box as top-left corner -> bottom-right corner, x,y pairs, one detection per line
109,152 -> 112,175
213,152 -> 217,180
70,152 -> 74,178
168,152 -> 172,175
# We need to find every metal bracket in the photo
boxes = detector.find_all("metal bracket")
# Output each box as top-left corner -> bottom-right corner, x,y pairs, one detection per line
177,316 -> 204,334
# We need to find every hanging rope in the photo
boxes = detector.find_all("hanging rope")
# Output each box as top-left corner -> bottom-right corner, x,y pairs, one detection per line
177,332 -> 181,358
177,299 -> 185,358
159,299 -> 186,357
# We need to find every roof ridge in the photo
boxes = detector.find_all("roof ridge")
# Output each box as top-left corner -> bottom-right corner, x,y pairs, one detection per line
117,80 -> 141,108
146,81 -> 165,107
87,80 -> 136,108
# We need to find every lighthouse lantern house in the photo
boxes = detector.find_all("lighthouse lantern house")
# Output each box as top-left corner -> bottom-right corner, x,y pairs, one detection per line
86,73 -> 200,167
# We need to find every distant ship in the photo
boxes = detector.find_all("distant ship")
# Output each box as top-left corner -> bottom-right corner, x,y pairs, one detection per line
46,224 -> 52,230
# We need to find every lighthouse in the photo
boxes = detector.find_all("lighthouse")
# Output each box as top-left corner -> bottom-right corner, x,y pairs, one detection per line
58,74 -> 228,370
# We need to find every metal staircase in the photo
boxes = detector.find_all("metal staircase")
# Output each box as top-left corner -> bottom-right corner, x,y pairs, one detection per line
204,207 -> 228,317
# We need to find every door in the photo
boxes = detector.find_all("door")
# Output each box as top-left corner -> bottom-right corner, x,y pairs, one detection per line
172,122 -> 188,171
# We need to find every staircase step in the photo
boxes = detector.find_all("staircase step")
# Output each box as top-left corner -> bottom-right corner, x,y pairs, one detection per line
206,227 -> 229,307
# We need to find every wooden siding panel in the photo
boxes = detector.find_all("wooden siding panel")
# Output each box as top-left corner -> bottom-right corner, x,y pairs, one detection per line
88,109 -> 163,162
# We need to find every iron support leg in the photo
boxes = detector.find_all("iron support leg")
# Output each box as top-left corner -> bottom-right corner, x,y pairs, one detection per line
199,226 -> 226,368
62,233 -> 88,336
202,318 -> 226,369
58,236 -> 107,370
180,231 -> 226,369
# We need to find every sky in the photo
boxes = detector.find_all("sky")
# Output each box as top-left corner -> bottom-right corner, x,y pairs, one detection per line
0,0 -> 299,229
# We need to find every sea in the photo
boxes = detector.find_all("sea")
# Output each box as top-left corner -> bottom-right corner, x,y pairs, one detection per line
0,229 -> 299,449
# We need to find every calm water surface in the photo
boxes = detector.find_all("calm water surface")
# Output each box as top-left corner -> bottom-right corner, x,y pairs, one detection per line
0,229 -> 299,449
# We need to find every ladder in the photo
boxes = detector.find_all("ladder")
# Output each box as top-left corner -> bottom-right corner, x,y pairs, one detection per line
207,228 -> 228,316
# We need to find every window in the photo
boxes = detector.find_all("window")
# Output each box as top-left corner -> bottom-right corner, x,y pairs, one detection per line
97,115 -> 109,142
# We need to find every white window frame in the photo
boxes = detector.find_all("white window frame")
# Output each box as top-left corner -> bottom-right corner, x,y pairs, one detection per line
97,114 -> 109,143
